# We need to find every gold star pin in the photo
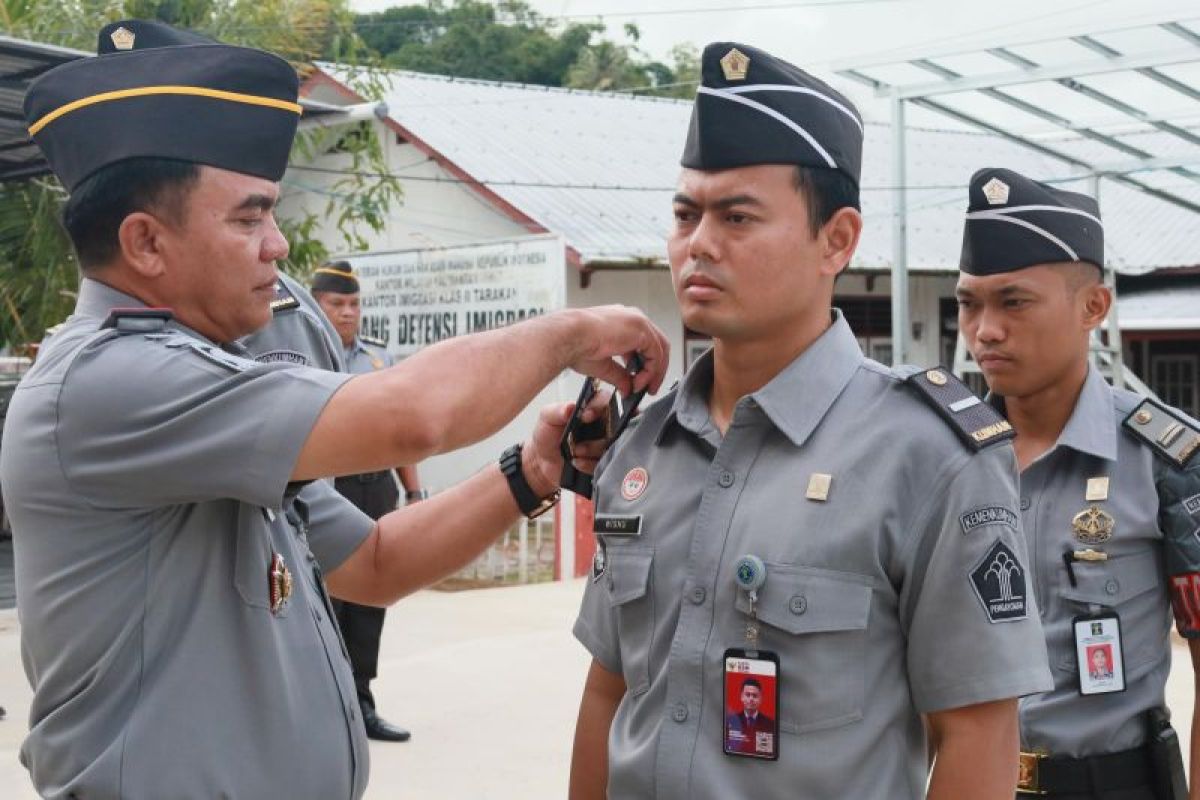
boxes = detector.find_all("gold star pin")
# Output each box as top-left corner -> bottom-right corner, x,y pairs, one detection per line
805,473 -> 832,502
720,48 -> 750,81
982,177 -> 1010,205
110,26 -> 136,51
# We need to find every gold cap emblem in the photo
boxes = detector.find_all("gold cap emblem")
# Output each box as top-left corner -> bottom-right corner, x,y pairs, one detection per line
982,177 -> 1010,206
110,26 -> 136,51
1072,505 -> 1115,545
925,369 -> 948,386
720,48 -> 751,81
268,552 -> 293,615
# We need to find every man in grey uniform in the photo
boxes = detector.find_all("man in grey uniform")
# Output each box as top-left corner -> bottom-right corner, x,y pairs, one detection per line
312,261 -> 424,742
2,20 -> 668,800
569,42 -> 1052,800
955,167 -> 1200,799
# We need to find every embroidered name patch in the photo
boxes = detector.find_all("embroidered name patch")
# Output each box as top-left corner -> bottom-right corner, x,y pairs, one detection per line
593,514 -> 642,536
970,540 -> 1028,623
960,506 -> 1018,534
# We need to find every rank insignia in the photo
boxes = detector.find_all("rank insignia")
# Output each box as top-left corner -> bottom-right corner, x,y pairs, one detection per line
110,26 -> 136,51
1085,476 -> 1109,502
982,177 -> 1010,206
805,473 -> 832,501
970,540 -> 1028,623
1122,398 -> 1200,468
1072,505 -> 1115,544
621,467 -> 649,501
720,48 -> 750,81
268,552 -> 293,615
270,281 -> 300,313
904,366 -> 1014,451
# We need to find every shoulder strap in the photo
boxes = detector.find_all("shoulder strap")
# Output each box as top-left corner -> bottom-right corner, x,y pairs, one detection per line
270,280 -> 300,313
359,334 -> 387,348
903,366 -> 1014,451
100,307 -> 173,335
1123,398 -> 1200,468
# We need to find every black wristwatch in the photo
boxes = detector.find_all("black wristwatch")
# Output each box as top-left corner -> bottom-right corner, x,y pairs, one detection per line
499,443 -> 560,519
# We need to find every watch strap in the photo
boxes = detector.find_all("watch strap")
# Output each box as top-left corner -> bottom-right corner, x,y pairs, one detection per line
500,443 -> 559,519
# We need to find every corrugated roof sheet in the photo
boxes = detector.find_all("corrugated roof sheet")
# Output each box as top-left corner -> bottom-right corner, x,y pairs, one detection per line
1118,284 -> 1200,330
320,65 -> 1198,275
0,37 -> 86,183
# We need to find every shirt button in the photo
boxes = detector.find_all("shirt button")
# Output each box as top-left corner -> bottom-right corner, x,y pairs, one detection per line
671,703 -> 689,723
689,586 -> 707,605
1105,579 -> 1119,595
1020,497 -> 1031,511
789,595 -> 808,615
718,470 -> 735,488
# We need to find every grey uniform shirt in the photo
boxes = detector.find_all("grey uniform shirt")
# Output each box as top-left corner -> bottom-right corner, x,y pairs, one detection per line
1009,365 -> 1193,757
0,279 -> 373,800
344,337 -> 394,376
574,312 -> 1053,800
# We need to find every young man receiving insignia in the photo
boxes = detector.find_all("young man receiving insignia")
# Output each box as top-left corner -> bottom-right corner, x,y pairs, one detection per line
955,167 -> 1200,799
311,261 -> 425,742
569,42 -> 1051,800
2,19 -> 668,799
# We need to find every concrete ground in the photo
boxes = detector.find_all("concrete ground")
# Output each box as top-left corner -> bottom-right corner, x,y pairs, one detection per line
0,579 -> 1195,798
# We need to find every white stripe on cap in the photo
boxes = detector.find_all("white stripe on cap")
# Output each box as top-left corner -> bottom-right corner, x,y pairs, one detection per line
697,86 -> 837,169
722,84 -> 864,134
977,203 -> 1103,229
966,210 -> 1079,262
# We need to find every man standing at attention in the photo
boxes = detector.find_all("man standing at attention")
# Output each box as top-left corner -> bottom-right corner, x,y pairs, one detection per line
569,42 -> 1052,800
312,261 -> 425,743
955,167 -> 1200,799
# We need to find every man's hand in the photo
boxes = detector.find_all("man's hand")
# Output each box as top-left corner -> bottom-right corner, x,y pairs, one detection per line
557,306 -> 670,397
523,391 -> 613,500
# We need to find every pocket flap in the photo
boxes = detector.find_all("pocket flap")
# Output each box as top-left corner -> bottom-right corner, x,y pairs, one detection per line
1060,550 -> 1160,607
607,546 -> 653,606
735,564 -> 873,636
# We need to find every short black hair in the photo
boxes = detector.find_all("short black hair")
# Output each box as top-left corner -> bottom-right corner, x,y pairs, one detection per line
793,166 -> 860,238
61,157 -> 200,270
742,678 -> 762,692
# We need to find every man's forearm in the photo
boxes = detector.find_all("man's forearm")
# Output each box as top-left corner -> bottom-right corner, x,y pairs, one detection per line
1190,688 -> 1200,800
570,661 -> 625,800
926,700 -> 1019,800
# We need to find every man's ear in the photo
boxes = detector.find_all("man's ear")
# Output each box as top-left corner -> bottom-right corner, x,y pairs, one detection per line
1080,280 -> 1112,331
818,207 -> 863,278
116,211 -> 170,279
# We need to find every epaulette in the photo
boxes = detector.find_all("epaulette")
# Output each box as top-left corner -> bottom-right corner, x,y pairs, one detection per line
1123,398 -> 1200,468
270,280 -> 300,313
904,366 -> 1014,451
359,333 -> 387,348
100,307 -> 173,335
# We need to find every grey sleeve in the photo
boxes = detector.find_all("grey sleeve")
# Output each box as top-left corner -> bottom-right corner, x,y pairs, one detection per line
60,335 -> 351,511
902,444 -> 1054,713
298,478 -> 376,572
572,453 -> 624,674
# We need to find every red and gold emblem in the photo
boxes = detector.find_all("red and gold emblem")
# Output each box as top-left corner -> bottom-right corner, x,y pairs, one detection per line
268,552 -> 293,615
621,467 -> 649,501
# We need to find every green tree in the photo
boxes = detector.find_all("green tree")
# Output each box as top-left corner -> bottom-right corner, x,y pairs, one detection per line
0,0 -> 399,349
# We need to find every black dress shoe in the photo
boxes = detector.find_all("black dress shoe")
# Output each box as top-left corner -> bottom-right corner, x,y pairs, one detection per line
362,708 -> 410,742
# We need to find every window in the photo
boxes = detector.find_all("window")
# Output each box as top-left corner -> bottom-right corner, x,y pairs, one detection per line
1150,355 -> 1199,419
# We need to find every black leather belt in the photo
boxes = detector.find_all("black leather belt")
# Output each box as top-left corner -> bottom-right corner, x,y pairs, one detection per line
352,471 -> 389,484
1018,744 -> 1153,795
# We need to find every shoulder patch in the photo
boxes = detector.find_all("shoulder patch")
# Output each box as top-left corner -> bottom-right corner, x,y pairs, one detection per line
1123,398 -> 1200,468
970,539 -> 1028,623
101,307 -> 173,335
904,367 -> 1014,451
254,349 -> 310,366
359,334 -> 387,348
270,281 -> 300,313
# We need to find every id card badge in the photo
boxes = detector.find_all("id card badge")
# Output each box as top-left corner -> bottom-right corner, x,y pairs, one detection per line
1074,612 -> 1126,695
722,648 -> 780,761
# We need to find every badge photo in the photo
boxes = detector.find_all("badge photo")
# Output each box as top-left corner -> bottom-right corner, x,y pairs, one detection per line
1074,613 -> 1126,695
722,649 -> 780,761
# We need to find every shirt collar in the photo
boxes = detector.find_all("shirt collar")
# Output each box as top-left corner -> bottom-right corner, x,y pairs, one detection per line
990,364 -> 1117,462
658,310 -> 864,448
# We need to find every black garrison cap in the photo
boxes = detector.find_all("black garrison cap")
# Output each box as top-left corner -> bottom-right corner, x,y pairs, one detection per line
310,262 -> 359,294
681,42 -> 864,186
961,167 -> 1104,275
24,19 -> 301,191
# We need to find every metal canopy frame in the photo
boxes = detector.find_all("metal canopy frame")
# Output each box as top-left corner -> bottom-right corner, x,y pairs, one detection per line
834,18 -> 1200,369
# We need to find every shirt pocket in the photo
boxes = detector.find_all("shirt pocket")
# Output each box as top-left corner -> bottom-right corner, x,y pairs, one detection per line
605,545 -> 655,696
734,563 -> 873,735
233,505 -> 285,616
1057,550 -> 1163,675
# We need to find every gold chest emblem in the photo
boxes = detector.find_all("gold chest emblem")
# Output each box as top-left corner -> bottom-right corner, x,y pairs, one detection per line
268,552 -> 293,615
1072,505 -> 1115,545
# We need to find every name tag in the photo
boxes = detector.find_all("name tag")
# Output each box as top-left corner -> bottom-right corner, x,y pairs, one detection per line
594,514 -> 642,536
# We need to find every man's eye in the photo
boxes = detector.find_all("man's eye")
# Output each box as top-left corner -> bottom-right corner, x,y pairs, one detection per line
673,209 -> 696,223
727,213 -> 751,224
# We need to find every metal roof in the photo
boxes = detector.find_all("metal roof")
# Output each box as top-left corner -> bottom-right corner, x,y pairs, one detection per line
317,64 -> 1199,274
0,36 -> 86,183
1117,284 -> 1200,331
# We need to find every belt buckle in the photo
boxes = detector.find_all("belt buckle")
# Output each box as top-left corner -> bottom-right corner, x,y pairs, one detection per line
1017,751 -> 1047,795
